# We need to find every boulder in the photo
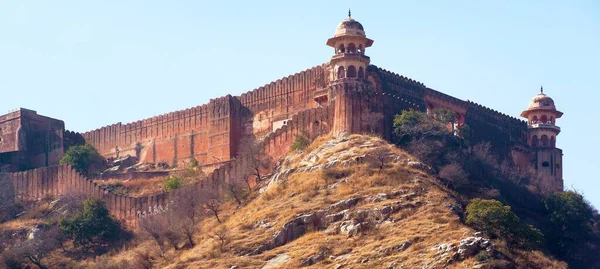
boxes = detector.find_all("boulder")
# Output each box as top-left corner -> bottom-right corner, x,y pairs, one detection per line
262,253 -> 290,269
300,249 -> 328,267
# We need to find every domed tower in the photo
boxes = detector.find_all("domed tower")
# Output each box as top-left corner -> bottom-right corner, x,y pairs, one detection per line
520,87 -> 564,193
327,11 -> 381,135
326,10 -> 373,82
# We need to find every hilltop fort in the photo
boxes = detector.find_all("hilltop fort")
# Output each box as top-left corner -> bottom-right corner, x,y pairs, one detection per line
0,14 -> 564,225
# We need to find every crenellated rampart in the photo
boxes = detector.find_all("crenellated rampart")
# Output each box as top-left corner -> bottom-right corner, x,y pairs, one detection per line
0,106 -> 334,227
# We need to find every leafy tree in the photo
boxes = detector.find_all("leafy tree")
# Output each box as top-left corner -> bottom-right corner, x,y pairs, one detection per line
466,198 -> 543,248
59,144 -> 105,175
163,176 -> 182,191
59,198 -> 122,248
544,191 -> 594,250
433,108 -> 457,133
393,110 -> 449,146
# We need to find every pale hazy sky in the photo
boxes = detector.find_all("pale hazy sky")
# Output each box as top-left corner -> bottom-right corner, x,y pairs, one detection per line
1,1 -> 598,207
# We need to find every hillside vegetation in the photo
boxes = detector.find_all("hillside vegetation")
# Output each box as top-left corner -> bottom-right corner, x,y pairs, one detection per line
1,134 -> 569,269
2,110 -> 598,268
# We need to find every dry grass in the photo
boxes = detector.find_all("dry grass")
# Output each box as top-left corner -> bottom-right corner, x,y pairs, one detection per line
23,134 -> 565,269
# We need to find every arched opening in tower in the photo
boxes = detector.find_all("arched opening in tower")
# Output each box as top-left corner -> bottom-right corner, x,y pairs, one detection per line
541,115 -> 548,124
347,43 -> 356,53
532,135 -> 539,147
541,135 -> 549,147
550,136 -> 555,148
358,44 -> 364,54
337,66 -> 346,79
347,65 -> 357,78
337,44 -> 345,54
358,67 -> 365,78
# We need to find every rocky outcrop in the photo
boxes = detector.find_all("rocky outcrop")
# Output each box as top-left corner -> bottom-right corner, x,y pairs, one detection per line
251,190 -> 422,255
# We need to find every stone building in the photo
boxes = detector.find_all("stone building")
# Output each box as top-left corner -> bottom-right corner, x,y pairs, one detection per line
520,88 -> 564,193
0,108 -> 65,172
0,13 -> 565,194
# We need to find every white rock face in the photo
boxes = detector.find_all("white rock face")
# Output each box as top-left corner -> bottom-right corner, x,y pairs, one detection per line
262,253 -> 290,269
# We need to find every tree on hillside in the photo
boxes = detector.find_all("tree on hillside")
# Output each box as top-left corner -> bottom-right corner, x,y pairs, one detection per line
544,191 -> 594,251
393,110 -> 449,146
466,198 -> 543,248
60,144 -> 105,176
59,198 -> 124,248
290,130 -> 311,152
238,137 -> 271,183
362,108 -> 384,134
433,108 -> 457,133
2,227 -> 60,269
170,187 -> 208,247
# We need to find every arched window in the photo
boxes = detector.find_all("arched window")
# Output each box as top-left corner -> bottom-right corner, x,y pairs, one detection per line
337,66 -> 345,79
347,65 -> 357,78
541,115 -> 548,124
532,135 -> 539,147
337,44 -> 345,54
541,135 -> 549,147
358,67 -> 365,78
550,116 -> 554,124
550,136 -> 556,147
347,43 -> 356,53
358,44 -> 364,54
532,116 -> 538,124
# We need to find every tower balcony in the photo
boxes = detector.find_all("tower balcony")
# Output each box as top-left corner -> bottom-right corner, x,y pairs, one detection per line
330,53 -> 371,63
529,123 -> 561,132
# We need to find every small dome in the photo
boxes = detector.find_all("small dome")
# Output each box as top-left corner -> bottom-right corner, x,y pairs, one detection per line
528,93 -> 556,110
334,17 -> 366,37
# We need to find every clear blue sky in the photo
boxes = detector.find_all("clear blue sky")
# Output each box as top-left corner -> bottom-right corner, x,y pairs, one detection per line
1,1 -> 598,207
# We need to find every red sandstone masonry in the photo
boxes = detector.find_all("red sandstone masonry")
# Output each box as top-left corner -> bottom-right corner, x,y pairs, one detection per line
1,106 -> 334,228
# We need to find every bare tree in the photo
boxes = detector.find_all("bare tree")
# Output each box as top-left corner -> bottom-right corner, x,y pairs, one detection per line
5,227 -> 60,269
169,187 -> 208,247
212,228 -> 229,252
204,198 -> 222,224
438,163 -> 469,189
238,137 -> 271,183
368,147 -> 390,171
242,173 -> 252,191
138,215 -> 169,255
362,108 -> 384,134
224,179 -> 247,207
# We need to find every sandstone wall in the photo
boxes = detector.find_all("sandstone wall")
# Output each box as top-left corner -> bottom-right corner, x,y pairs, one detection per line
81,65 -> 329,168
371,65 -> 528,155
2,106 -> 334,227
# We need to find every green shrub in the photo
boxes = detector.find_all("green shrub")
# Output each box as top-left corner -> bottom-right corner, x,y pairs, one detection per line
290,131 -> 310,152
392,110 -> 449,146
466,199 -> 543,249
164,176 -> 182,191
59,198 -> 122,248
544,191 -> 594,251
60,144 -> 105,175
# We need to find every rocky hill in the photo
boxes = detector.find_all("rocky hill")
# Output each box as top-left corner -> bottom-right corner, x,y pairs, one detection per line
0,134 -> 569,268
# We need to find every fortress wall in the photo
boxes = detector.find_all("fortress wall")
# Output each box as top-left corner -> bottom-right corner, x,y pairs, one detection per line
81,95 -> 243,167
4,165 -> 146,227
238,65 -> 329,134
372,65 -> 528,154
80,65 -> 329,167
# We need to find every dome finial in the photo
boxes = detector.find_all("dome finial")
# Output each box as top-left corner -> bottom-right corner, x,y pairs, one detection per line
540,85 -> 544,94
348,9 -> 351,18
